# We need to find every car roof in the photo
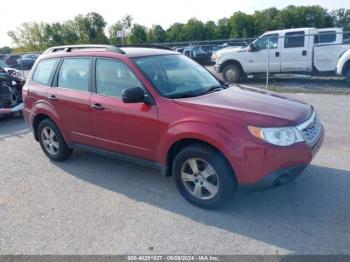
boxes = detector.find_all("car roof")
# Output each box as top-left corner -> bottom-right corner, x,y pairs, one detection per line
40,45 -> 178,60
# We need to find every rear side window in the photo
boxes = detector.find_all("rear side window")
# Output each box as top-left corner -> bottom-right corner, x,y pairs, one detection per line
58,58 -> 90,92
284,31 -> 305,48
32,58 -> 58,85
317,31 -> 336,44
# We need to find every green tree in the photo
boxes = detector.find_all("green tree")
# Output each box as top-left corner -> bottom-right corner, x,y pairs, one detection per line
129,24 -> 147,44
331,9 -> 350,31
253,8 -> 279,36
229,12 -> 255,38
109,14 -> 133,45
182,18 -> 206,41
147,25 -> 166,43
166,23 -> 185,42
0,46 -> 11,54
215,18 -> 231,39
204,21 -> 217,40
276,5 -> 333,29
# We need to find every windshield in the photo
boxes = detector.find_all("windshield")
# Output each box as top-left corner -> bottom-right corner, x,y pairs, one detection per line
133,54 -> 221,98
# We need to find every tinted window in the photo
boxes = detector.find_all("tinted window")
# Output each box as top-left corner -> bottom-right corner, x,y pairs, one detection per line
96,58 -> 142,98
58,58 -> 90,92
254,34 -> 279,50
284,31 -> 305,48
320,31 -> 336,43
32,58 -> 58,85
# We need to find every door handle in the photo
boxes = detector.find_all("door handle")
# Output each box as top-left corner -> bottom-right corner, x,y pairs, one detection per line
302,50 -> 307,56
48,95 -> 58,101
91,103 -> 105,110
275,51 -> 280,57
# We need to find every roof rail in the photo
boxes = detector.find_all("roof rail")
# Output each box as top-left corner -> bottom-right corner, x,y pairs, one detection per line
118,44 -> 173,51
43,45 -> 125,54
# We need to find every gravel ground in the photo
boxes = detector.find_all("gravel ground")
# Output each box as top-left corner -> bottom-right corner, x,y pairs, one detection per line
0,93 -> 350,255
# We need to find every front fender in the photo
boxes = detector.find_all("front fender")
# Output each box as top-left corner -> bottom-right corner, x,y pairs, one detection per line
337,49 -> 350,75
157,120 -> 239,168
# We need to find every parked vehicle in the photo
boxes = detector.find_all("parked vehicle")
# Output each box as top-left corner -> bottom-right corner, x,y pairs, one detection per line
23,45 -> 324,208
0,66 -> 25,117
0,60 -> 25,78
183,46 -> 211,65
173,47 -> 185,53
213,27 -> 350,85
5,54 -> 22,69
0,54 -> 9,61
18,54 -> 40,70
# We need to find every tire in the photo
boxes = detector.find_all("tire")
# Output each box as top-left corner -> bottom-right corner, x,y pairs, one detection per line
37,119 -> 72,161
346,69 -> 350,86
172,144 -> 237,209
222,64 -> 244,83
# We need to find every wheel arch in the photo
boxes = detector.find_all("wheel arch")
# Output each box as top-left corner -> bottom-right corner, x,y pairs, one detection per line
341,59 -> 350,76
165,138 -> 236,182
219,59 -> 244,74
32,114 -> 53,141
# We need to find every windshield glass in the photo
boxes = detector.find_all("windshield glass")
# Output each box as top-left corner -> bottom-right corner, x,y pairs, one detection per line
133,54 -> 221,98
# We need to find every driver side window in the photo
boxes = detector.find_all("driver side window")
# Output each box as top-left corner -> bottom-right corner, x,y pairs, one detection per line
255,34 -> 279,50
96,58 -> 142,98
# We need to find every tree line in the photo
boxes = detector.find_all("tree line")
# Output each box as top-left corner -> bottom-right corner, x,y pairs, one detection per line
3,5 -> 350,52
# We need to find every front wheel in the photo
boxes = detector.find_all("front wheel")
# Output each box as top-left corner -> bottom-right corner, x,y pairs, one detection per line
172,144 -> 237,209
222,64 -> 244,83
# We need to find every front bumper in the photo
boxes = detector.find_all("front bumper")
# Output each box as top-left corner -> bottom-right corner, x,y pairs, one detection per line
232,123 -> 324,189
214,64 -> 220,73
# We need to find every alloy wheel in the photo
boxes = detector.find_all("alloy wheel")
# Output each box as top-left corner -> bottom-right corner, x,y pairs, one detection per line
180,158 -> 219,200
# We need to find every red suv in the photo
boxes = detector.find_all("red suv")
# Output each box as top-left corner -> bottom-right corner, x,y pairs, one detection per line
23,45 -> 324,208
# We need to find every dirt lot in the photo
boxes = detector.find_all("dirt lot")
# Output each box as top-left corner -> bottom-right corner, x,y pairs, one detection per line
0,93 -> 350,255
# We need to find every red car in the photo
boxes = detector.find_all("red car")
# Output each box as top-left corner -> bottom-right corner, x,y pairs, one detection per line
23,45 -> 324,208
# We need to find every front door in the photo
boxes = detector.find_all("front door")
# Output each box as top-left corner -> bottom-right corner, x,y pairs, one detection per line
245,33 -> 281,73
90,58 -> 159,161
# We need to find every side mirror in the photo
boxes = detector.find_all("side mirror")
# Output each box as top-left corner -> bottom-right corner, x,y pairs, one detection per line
122,87 -> 154,105
248,43 -> 256,52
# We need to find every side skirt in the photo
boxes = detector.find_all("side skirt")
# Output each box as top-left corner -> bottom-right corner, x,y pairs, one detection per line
68,143 -> 167,176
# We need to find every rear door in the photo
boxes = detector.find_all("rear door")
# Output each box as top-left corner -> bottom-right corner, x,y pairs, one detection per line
280,29 -> 312,72
90,57 -> 159,161
48,57 -> 94,145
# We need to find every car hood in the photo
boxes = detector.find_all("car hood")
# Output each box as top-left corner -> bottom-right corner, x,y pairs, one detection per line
217,46 -> 247,56
173,85 -> 312,127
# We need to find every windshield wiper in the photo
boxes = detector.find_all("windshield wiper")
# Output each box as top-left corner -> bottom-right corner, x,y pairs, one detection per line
200,85 -> 226,95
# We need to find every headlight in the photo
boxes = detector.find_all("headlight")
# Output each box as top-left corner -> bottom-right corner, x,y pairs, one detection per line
248,126 -> 304,146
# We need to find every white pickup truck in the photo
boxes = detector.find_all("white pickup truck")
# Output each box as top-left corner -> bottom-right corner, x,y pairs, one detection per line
213,27 -> 350,85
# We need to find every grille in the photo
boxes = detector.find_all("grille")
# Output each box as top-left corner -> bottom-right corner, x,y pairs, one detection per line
298,112 -> 322,147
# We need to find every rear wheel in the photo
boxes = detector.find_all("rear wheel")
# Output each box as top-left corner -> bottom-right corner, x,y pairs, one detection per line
38,119 -> 72,161
222,64 -> 244,83
172,144 -> 237,209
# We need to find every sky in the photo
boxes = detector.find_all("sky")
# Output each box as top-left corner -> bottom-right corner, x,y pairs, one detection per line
0,0 -> 349,47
